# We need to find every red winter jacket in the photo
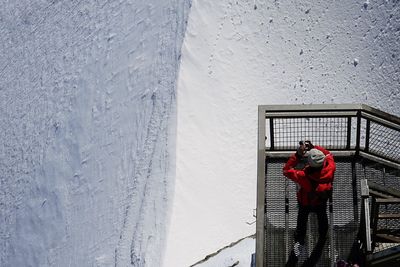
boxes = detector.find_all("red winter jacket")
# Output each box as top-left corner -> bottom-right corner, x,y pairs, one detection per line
283,146 -> 336,206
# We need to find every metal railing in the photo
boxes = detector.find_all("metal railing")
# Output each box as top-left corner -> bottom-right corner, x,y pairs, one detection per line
262,104 -> 400,166
256,104 -> 400,267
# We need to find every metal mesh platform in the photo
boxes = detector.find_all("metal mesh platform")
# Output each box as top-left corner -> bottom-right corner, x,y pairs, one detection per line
264,158 -> 360,266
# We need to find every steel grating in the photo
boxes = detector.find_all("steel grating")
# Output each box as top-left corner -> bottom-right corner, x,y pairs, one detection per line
264,158 -> 362,266
368,121 -> 400,163
269,117 -> 350,151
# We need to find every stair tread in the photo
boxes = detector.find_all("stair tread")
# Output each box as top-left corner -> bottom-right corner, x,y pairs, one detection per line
369,189 -> 393,199
368,181 -> 400,198
378,213 -> 400,219
375,233 -> 400,243
375,198 -> 400,204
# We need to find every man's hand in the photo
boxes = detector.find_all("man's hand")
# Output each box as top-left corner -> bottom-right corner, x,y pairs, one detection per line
304,140 -> 314,151
296,141 -> 306,158
296,140 -> 314,158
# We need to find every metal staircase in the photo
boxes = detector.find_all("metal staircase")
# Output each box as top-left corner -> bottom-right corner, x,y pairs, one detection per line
369,181 -> 400,243
360,171 -> 400,266
256,104 -> 400,267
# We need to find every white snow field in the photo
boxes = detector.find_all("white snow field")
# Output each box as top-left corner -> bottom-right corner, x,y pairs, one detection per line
0,0 -> 399,267
165,0 -> 400,266
1,1 -> 190,266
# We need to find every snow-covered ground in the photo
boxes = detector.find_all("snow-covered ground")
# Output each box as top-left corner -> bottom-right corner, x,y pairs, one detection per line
165,0 -> 400,266
1,0 -> 399,267
1,1 -> 190,266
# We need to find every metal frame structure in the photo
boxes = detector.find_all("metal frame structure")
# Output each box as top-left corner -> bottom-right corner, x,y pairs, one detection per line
256,104 -> 400,267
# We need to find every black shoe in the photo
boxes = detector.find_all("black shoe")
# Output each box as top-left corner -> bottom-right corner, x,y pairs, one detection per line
285,251 -> 298,267
301,258 -> 316,267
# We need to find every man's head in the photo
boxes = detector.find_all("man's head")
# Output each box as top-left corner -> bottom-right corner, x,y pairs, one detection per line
308,148 -> 325,168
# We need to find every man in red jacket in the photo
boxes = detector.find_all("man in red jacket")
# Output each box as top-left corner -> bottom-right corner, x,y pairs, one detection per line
284,141 -> 336,267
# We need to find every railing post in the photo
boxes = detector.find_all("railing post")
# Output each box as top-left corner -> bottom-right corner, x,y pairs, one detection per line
269,118 -> 274,151
365,119 -> 370,153
285,179 -> 289,261
256,107 -> 267,267
347,116 -> 352,150
355,110 -> 362,156
346,116 -> 352,150
360,179 -> 372,253
329,195 -> 334,267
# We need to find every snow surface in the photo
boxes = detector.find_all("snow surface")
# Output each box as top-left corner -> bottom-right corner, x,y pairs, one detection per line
1,1 -> 190,266
165,0 -> 400,266
1,0 -> 399,267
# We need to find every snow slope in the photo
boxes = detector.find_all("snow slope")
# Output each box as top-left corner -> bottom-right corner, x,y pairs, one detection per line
0,1 -> 190,266
165,0 -> 400,266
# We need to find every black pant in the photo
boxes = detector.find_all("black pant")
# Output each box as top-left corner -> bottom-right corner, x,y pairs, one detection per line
286,203 -> 328,267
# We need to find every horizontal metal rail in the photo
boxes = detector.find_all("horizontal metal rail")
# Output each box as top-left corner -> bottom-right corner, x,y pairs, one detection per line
265,111 -> 358,118
265,150 -> 355,158
262,104 -> 400,166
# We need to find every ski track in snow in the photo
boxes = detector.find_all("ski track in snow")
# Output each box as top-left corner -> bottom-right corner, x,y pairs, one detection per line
114,3 -> 192,266
115,93 -> 163,266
